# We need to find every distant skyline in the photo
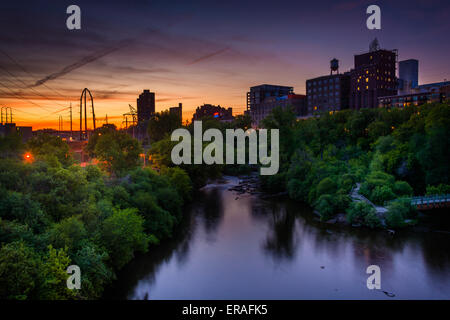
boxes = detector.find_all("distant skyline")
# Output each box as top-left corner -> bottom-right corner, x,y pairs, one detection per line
0,0 -> 449,129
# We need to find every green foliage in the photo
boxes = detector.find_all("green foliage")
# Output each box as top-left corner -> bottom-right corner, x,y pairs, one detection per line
346,202 -> 380,228
87,126 -> 142,176
425,183 -> 450,195
160,167 -> 193,202
314,194 -> 335,221
0,241 -> 41,299
0,144 -> 190,299
385,198 -> 417,229
73,244 -> 113,299
48,217 -> 87,254
316,177 -> 337,196
148,111 -> 182,142
393,181 -> 413,196
100,208 -> 150,269
39,245 -> 77,300
27,133 -> 73,167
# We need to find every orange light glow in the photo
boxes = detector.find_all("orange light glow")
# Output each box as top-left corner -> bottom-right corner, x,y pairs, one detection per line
23,152 -> 34,163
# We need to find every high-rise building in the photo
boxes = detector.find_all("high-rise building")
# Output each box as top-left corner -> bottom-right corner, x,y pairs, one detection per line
306,73 -> 350,114
137,90 -> 155,123
350,40 -> 397,110
399,59 -> 419,93
247,84 -> 296,126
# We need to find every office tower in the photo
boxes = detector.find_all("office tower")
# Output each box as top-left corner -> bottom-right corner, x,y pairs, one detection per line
137,90 -> 155,123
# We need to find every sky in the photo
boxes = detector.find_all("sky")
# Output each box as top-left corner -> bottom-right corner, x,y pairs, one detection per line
0,0 -> 449,130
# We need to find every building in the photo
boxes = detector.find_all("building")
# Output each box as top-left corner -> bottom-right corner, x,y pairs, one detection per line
137,90 -> 155,123
378,81 -> 450,108
253,94 -> 307,124
399,59 -> 418,93
350,39 -> 397,110
192,104 -> 234,122
306,73 -> 350,114
169,103 -> 183,124
247,84 -> 301,126
0,123 -> 33,142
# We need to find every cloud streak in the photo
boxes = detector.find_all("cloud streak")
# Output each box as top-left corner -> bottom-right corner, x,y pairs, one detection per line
187,47 -> 230,65
29,39 -> 134,88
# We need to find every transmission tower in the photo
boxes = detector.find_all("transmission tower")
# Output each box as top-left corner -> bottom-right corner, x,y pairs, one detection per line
58,115 -> 63,132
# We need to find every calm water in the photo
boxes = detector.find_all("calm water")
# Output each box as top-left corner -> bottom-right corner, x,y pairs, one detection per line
106,176 -> 450,300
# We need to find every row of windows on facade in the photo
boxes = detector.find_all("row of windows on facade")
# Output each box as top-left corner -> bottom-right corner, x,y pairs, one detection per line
307,78 -> 340,86
308,97 -> 340,105
307,84 -> 340,92
309,92 -> 340,98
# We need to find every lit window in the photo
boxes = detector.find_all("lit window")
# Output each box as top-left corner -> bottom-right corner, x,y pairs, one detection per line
366,78 -> 369,82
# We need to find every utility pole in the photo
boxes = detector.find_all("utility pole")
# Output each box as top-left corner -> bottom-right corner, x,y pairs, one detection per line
70,102 -> 73,138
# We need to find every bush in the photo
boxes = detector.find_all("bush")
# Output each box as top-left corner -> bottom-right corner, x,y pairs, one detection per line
385,198 -> 416,228
364,212 -> 382,229
314,194 -> 335,221
370,185 -> 396,205
316,177 -> 338,196
393,181 -> 413,197
426,184 -> 450,195
346,201 -> 377,227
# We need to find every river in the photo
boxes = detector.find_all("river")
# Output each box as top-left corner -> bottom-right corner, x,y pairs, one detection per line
105,176 -> 450,299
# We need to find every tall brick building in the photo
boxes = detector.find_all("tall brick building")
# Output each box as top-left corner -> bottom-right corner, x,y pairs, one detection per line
350,40 -> 397,110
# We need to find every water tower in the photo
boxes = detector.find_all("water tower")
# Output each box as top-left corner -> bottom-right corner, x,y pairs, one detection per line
330,58 -> 339,75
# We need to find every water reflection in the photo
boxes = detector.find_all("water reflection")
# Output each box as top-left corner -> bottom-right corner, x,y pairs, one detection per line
105,177 -> 450,300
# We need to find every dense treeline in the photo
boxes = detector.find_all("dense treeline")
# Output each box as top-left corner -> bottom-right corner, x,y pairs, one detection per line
261,102 -> 449,228
0,127 -> 192,299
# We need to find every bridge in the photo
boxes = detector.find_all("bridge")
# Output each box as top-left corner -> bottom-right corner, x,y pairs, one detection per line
411,194 -> 450,210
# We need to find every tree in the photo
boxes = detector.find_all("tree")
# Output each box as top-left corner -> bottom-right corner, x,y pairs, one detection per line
161,166 -> 193,202
100,208 -> 150,269
91,130 -> 142,176
148,111 -> 181,142
0,241 -> 41,300
27,133 -> 73,167
73,244 -> 113,299
48,216 -> 88,254
39,245 -> 77,300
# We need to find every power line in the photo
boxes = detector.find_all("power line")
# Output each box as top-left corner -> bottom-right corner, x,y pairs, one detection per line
0,64 -> 67,109
0,48 -> 67,98
0,83 -> 54,113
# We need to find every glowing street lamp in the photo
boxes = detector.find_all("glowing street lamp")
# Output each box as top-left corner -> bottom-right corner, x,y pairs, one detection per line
23,152 -> 34,163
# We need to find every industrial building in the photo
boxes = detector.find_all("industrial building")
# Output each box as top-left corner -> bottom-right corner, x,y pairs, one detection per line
0,122 -> 32,142
192,104 -> 234,122
350,39 -> 398,110
247,84 -> 308,126
306,59 -> 350,114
